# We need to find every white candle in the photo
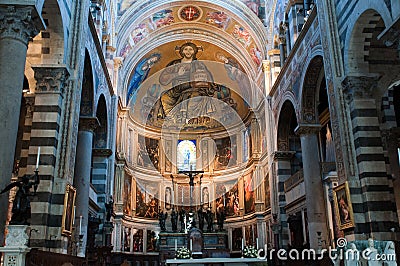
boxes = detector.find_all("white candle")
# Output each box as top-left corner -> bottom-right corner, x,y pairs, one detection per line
175,239 -> 177,251
79,215 -> 82,235
190,239 -> 193,251
73,206 -> 76,225
35,147 -> 41,170
242,238 -> 244,250
256,237 -> 259,249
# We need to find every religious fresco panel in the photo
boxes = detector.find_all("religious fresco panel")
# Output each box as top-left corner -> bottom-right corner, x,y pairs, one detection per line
132,229 -> 144,252
137,135 -> 160,171
215,180 -> 239,217
232,227 -> 243,251
265,174 -> 271,209
214,136 -> 237,170
147,230 -> 158,252
123,175 -> 132,216
244,172 -> 255,214
123,227 -> 131,252
136,179 -> 159,219
205,11 -> 230,29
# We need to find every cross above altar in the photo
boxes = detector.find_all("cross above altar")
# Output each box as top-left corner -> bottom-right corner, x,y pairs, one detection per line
178,166 -> 204,211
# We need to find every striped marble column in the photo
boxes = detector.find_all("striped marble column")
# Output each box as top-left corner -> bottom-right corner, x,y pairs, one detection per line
342,76 -> 398,240
73,117 -> 99,257
295,124 -> 329,250
0,5 -> 43,244
273,151 -> 295,249
30,65 -> 69,249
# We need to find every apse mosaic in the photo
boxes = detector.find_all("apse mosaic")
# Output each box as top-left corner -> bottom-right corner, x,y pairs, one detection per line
136,179 -> 159,219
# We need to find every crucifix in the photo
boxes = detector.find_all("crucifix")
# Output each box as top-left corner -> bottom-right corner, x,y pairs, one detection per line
179,165 -> 204,211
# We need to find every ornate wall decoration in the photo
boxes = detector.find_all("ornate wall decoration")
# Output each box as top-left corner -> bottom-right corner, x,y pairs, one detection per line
205,11 -> 230,29
179,6 -> 202,22
135,179 -> 159,219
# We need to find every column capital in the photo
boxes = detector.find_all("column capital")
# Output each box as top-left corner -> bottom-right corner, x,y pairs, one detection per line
294,124 -> 321,136
273,151 -> 296,161
79,116 -> 100,132
32,65 -> 70,94
342,75 -> 379,100
262,60 -> 270,72
0,5 -> 44,46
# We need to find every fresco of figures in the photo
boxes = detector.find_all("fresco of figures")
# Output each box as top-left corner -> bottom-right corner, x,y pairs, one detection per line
214,136 -> 237,170
232,227 -> 243,251
136,180 -> 159,219
216,181 -> 239,217
132,229 -> 143,252
137,135 -> 160,170
123,227 -> 131,252
123,175 -> 132,216
244,172 -> 255,214
245,224 -> 257,246
147,230 -> 158,252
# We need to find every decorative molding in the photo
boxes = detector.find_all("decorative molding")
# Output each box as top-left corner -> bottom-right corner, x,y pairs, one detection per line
273,151 -> 296,161
32,65 -> 70,94
294,124 -> 321,136
342,75 -> 379,101
5,225 -> 29,247
0,6 -> 43,46
78,116 -> 100,132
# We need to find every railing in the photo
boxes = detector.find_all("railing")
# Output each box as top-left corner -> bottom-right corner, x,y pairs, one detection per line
284,169 -> 304,192
26,249 -> 86,266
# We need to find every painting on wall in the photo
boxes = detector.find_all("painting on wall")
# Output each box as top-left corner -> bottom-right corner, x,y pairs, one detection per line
136,180 -> 159,219
137,135 -> 160,170
205,11 -> 230,29
265,174 -> 271,209
61,184 -> 76,236
123,175 -> 132,216
132,229 -> 143,252
232,227 -> 243,251
232,24 -> 252,48
147,230 -> 158,252
124,227 -> 131,252
333,182 -> 355,230
214,136 -> 237,170
177,140 -> 197,171
216,180 -> 239,217
243,126 -> 252,162
244,172 -> 255,214
152,9 -> 174,28
165,186 -> 172,210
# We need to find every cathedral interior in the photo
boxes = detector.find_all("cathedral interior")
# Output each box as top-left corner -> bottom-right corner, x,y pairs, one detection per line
0,0 -> 400,265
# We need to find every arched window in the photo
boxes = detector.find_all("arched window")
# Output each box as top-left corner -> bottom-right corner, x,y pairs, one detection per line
177,140 -> 196,171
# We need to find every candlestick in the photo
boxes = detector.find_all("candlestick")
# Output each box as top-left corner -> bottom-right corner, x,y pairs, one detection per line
73,206 -> 76,225
190,238 -> 193,251
175,239 -> 177,252
242,238 -> 244,250
35,147 -> 41,170
256,237 -> 259,249
79,215 -> 82,235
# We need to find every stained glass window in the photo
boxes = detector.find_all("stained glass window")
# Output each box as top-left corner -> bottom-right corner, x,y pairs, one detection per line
177,140 -> 196,171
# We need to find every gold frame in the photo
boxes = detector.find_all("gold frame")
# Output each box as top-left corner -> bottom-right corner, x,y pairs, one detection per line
333,182 -> 355,230
62,184 -> 76,236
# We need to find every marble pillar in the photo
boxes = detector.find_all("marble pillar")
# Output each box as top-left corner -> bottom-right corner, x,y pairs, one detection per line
0,5 -> 43,245
73,116 -> 99,257
273,151 -> 295,249
295,124 -> 329,250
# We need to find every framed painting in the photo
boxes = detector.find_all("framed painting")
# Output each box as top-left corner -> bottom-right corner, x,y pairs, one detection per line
62,184 -> 76,236
333,182 -> 355,230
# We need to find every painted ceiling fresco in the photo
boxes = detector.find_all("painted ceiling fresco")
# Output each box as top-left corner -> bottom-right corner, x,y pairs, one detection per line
117,4 -> 263,68
126,40 -> 253,130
